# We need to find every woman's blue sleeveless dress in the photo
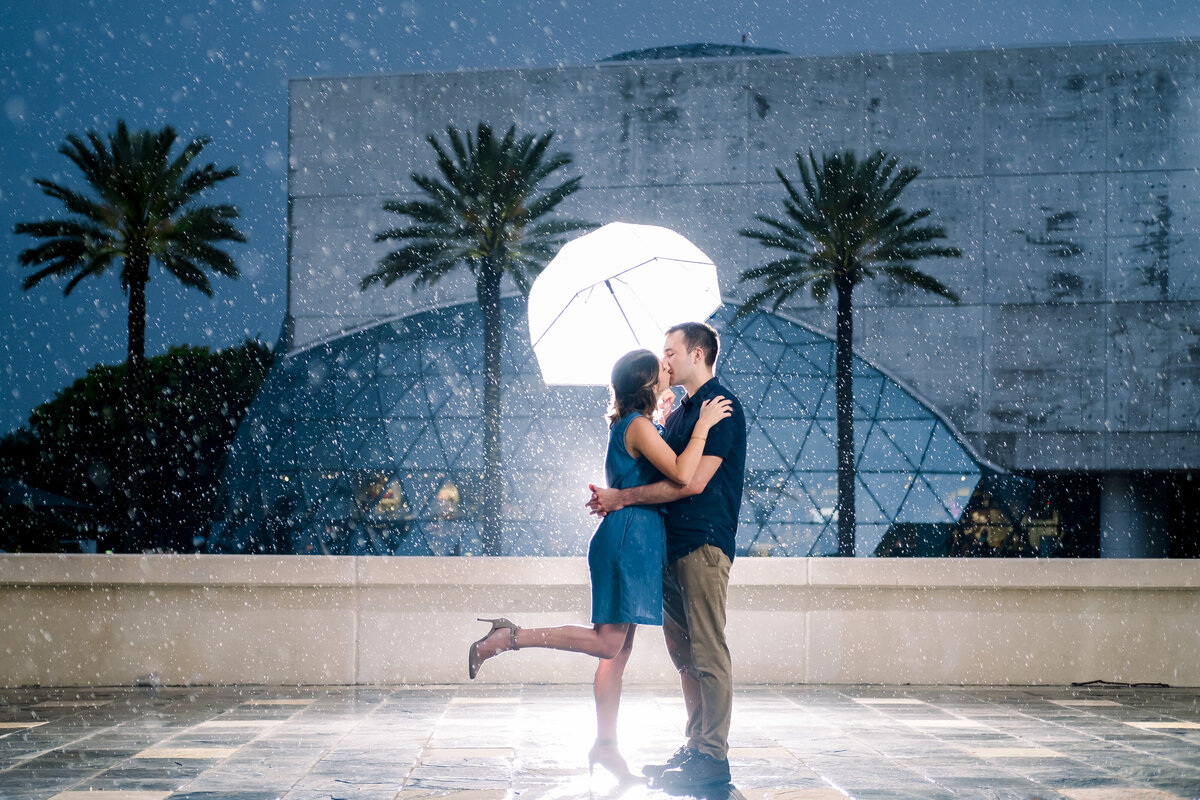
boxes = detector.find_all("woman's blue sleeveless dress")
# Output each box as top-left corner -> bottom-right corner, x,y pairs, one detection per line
588,412 -> 667,625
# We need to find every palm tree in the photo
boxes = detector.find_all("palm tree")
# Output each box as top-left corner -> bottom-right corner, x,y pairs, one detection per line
15,120 -> 245,550
362,123 -> 592,555
738,150 -> 961,557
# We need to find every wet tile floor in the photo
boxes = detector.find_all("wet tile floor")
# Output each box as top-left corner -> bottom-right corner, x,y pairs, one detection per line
0,684 -> 1197,800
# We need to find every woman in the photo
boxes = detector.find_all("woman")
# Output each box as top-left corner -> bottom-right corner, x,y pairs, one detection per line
467,348 -> 732,781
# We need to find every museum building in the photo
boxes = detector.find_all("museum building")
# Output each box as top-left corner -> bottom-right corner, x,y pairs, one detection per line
210,41 -> 1200,557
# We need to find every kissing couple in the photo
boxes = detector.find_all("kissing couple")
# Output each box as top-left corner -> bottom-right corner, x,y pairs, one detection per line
468,321 -> 747,790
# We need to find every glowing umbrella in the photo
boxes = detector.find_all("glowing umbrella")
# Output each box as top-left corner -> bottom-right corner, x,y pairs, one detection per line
528,222 -> 722,385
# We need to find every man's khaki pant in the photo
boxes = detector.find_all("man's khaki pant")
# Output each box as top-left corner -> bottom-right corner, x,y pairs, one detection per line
662,543 -> 732,761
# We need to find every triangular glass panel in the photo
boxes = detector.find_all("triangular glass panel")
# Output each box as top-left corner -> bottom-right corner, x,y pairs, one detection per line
808,525 -> 839,556
858,424 -> 911,472
767,477 -> 826,524
899,476 -> 954,523
922,473 -> 980,522
761,418 -> 807,465
761,523 -> 826,557
295,418 -> 344,467
509,422 -> 564,471
853,376 -> 884,418
381,380 -> 427,419
385,419 -> 426,462
500,416 -> 535,456
777,322 -> 825,347
344,379 -> 382,419
738,313 -> 782,344
345,422 -> 395,471
746,422 -> 785,470
860,472 -> 913,520
775,346 -> 827,377
742,336 -> 787,372
853,474 -> 889,523
718,339 -> 765,374
797,421 -> 836,470
877,380 -> 929,421
851,357 -> 880,379
438,420 -> 482,470
919,425 -> 979,474
740,474 -> 783,525
399,425 -> 449,470
813,385 -> 839,421
878,419 -> 937,467
375,328 -> 422,374
400,472 -> 450,518
856,524 -> 889,558
755,376 -> 817,419
795,344 -> 833,375
264,429 -> 297,470
725,371 -> 768,417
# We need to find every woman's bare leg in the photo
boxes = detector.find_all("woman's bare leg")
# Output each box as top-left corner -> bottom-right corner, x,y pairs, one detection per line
595,625 -> 637,741
473,621 -> 630,662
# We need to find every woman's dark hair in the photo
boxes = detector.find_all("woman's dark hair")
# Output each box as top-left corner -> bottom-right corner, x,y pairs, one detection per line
607,349 -> 660,428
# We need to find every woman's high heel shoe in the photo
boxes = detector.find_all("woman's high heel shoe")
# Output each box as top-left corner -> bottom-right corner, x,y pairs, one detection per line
467,617 -> 519,680
588,739 -> 638,783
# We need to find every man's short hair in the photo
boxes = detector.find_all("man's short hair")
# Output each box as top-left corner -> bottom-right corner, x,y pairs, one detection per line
666,321 -> 720,368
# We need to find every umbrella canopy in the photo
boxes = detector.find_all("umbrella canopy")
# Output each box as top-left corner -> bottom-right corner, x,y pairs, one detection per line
528,222 -> 722,385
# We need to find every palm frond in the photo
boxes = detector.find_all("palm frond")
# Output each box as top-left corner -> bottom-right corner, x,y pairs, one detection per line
367,121 -> 590,299
16,120 -> 244,312
740,147 -> 963,312
879,265 -> 960,301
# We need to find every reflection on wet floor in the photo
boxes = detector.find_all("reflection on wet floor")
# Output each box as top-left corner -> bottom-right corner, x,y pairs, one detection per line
0,684 -> 1197,799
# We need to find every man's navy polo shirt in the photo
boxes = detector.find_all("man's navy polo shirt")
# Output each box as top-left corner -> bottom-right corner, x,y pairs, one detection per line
661,376 -> 747,564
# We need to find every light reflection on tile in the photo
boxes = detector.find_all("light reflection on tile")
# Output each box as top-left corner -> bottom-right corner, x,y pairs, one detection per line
0,721 -> 47,729
968,746 -> 1067,758
420,747 -> 514,760
1051,700 -> 1124,707
1059,790 -> 1184,800
396,791 -> 510,799
135,746 -> 239,759
852,698 -> 927,705
50,793 -> 170,800
729,746 -> 796,760
448,698 -> 513,705
739,791 -> 848,800
32,700 -> 110,708
242,698 -> 314,705
2,685 -> 1199,800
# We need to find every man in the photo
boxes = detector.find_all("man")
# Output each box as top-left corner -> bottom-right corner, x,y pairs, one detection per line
588,321 -> 747,789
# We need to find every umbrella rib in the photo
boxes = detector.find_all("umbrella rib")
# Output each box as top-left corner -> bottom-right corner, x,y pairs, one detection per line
606,255 -> 714,281
530,254 -> 716,348
604,278 -> 640,342
530,289 -> 588,349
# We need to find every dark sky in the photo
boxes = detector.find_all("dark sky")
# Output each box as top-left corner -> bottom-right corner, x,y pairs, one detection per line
2,0 -> 1197,433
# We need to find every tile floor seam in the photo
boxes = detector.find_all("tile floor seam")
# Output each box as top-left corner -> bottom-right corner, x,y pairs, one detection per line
981,690 -> 1200,775
181,694 -> 374,796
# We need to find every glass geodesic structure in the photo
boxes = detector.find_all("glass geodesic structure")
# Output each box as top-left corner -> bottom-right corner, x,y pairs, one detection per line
208,298 -> 982,556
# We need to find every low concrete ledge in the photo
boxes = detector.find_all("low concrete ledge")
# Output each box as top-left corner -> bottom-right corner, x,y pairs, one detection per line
1,555 -> 1197,687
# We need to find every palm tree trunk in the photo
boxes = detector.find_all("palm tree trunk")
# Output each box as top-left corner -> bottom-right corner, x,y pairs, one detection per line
834,275 -> 856,557
125,256 -> 149,553
477,265 -> 505,556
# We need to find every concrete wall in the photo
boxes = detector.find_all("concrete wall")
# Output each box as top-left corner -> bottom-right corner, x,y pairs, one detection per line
3,555 -> 1198,687
287,41 -> 1200,472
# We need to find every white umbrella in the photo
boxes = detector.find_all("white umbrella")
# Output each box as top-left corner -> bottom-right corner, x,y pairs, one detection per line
528,222 -> 722,385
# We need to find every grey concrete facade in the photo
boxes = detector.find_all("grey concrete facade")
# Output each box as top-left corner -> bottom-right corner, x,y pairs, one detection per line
287,40 -> 1200,473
